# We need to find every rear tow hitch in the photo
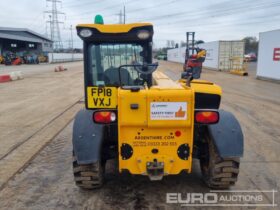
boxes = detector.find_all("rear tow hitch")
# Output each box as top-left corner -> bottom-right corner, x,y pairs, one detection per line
146,160 -> 164,181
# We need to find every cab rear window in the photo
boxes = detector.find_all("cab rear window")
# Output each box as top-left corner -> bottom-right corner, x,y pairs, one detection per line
89,44 -> 144,86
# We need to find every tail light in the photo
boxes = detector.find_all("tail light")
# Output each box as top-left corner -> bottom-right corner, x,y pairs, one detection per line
93,111 -> 116,124
195,111 -> 219,124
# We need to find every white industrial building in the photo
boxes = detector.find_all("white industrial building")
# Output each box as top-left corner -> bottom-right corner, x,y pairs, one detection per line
257,29 -> 280,82
167,40 -> 245,71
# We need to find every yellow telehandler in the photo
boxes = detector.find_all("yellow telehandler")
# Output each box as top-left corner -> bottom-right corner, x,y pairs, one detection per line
72,15 -> 243,189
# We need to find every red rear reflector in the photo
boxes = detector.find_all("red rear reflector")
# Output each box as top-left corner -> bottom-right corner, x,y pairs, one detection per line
175,130 -> 181,137
93,111 -> 116,123
195,111 -> 219,124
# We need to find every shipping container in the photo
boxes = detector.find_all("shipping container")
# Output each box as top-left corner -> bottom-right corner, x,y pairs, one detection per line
167,41 -> 245,71
199,41 -> 245,71
257,29 -> 280,82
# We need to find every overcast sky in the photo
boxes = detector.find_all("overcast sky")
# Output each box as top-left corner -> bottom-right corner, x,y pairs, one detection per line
0,0 -> 279,48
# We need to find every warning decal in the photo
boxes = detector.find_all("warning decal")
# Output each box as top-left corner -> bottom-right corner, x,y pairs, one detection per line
150,102 -> 187,120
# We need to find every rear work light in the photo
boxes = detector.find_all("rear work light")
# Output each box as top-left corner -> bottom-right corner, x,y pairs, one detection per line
93,111 -> 116,124
137,30 -> 150,40
79,29 -> 92,38
195,111 -> 219,124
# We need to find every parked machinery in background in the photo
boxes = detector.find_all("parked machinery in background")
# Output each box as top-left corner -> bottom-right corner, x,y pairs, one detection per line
0,55 -> 4,64
38,54 -> 48,63
1,51 -> 45,65
23,54 -> 39,64
4,52 -> 22,66
182,32 -> 206,79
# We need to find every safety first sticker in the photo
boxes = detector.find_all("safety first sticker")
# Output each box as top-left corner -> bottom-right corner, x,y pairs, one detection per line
150,102 -> 187,120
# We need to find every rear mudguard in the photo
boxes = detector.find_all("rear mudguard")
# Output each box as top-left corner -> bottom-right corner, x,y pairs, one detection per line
208,110 -> 244,158
72,109 -> 104,164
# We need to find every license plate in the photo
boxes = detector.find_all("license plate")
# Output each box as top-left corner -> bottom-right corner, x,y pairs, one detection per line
87,87 -> 117,108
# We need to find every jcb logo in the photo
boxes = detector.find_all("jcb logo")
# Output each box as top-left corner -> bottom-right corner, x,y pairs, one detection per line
87,87 -> 117,108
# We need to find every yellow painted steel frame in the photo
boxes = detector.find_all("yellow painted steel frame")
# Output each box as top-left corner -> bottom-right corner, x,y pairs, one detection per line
118,87 -> 195,175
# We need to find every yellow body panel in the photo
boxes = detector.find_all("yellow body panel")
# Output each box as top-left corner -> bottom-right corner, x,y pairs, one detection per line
77,23 -> 152,33
179,79 -> 222,96
84,71 -> 222,177
118,87 -> 194,175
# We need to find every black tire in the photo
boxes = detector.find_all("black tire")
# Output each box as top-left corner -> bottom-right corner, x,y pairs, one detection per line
72,152 -> 104,189
200,131 -> 240,189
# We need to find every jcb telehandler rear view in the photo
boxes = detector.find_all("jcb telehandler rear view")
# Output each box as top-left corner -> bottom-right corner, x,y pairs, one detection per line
72,15 -> 243,189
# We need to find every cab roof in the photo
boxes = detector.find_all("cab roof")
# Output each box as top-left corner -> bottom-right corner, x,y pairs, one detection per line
76,23 -> 153,43
77,23 -> 152,34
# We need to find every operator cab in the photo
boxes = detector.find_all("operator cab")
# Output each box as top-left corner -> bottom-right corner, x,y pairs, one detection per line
77,16 -> 157,88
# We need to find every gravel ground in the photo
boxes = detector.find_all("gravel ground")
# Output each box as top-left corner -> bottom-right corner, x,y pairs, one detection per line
0,61 -> 279,210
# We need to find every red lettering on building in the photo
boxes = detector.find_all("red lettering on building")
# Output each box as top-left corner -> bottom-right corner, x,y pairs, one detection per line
273,48 -> 280,61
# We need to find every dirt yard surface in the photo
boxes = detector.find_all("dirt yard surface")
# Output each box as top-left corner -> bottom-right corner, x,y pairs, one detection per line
0,61 -> 279,209
0,62 -> 84,188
